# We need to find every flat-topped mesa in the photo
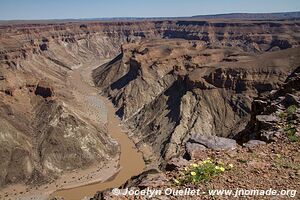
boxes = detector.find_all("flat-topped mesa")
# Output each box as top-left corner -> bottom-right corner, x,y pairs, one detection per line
1,19 -> 300,71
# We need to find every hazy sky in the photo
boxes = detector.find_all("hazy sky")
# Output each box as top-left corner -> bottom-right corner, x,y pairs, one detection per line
0,0 -> 300,20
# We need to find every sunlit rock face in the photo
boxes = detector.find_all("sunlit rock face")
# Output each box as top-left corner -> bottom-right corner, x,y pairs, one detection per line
0,18 -> 300,186
92,23 -> 300,164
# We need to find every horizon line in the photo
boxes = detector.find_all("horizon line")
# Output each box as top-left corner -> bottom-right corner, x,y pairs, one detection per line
0,10 -> 300,21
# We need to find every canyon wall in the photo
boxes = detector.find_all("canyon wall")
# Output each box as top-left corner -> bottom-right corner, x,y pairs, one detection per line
91,20 -> 300,164
93,40 -> 300,164
1,19 -> 300,70
0,19 -> 300,185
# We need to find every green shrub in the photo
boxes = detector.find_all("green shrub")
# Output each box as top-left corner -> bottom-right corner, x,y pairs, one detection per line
278,111 -> 286,119
286,105 -> 298,119
173,158 -> 233,185
288,134 -> 299,142
284,124 -> 298,142
287,105 -> 297,115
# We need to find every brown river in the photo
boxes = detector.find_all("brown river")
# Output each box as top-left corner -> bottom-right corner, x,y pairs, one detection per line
51,60 -> 145,199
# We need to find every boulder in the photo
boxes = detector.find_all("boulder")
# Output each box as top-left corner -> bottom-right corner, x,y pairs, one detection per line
260,131 -> 281,142
39,43 -> 48,51
189,134 -> 237,150
256,115 -> 278,123
185,142 -> 207,159
166,157 -> 189,171
243,140 -> 266,148
256,115 -> 278,129
138,173 -> 169,187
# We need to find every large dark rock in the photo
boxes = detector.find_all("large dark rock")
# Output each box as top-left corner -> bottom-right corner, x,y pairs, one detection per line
283,94 -> 300,107
188,134 -> 237,150
35,82 -> 53,98
39,43 -> 48,51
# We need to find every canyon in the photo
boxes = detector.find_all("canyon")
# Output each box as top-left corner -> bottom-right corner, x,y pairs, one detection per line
0,16 -> 299,199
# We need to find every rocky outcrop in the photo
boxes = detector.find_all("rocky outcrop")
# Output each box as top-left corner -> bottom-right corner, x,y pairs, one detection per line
234,66 -> 300,143
87,18 -> 300,200
188,134 -> 237,151
165,157 -> 189,171
93,37 -> 300,165
185,134 -> 237,159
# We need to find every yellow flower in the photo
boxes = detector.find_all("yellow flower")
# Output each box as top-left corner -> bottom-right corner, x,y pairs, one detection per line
229,164 -> 234,168
174,179 -> 180,184
203,159 -> 212,164
191,171 -> 197,176
220,167 -> 225,172
191,163 -> 199,168
276,125 -> 282,129
276,154 -> 281,159
215,166 -> 220,170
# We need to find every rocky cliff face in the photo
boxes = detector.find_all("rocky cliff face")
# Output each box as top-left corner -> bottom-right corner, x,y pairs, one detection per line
0,19 -> 300,187
0,66 -> 119,187
0,22 -> 130,187
91,45 -> 300,200
234,66 -> 300,143
93,39 -> 300,164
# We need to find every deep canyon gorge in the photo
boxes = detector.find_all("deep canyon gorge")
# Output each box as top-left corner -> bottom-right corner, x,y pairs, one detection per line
0,17 -> 300,199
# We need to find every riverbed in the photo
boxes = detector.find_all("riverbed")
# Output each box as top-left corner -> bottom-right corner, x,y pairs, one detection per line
52,60 -> 145,199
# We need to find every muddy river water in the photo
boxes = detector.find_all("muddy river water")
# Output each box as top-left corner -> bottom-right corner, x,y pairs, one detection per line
52,61 -> 145,199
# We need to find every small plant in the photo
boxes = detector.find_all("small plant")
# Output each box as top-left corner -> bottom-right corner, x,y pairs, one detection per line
284,124 -> 298,142
274,155 -> 300,170
288,134 -> 298,142
287,105 -> 297,115
278,111 -> 286,119
173,158 -> 233,185
286,105 -> 298,120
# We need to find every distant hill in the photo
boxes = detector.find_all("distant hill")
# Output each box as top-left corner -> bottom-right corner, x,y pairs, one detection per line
1,11 -> 300,24
192,11 -> 300,20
